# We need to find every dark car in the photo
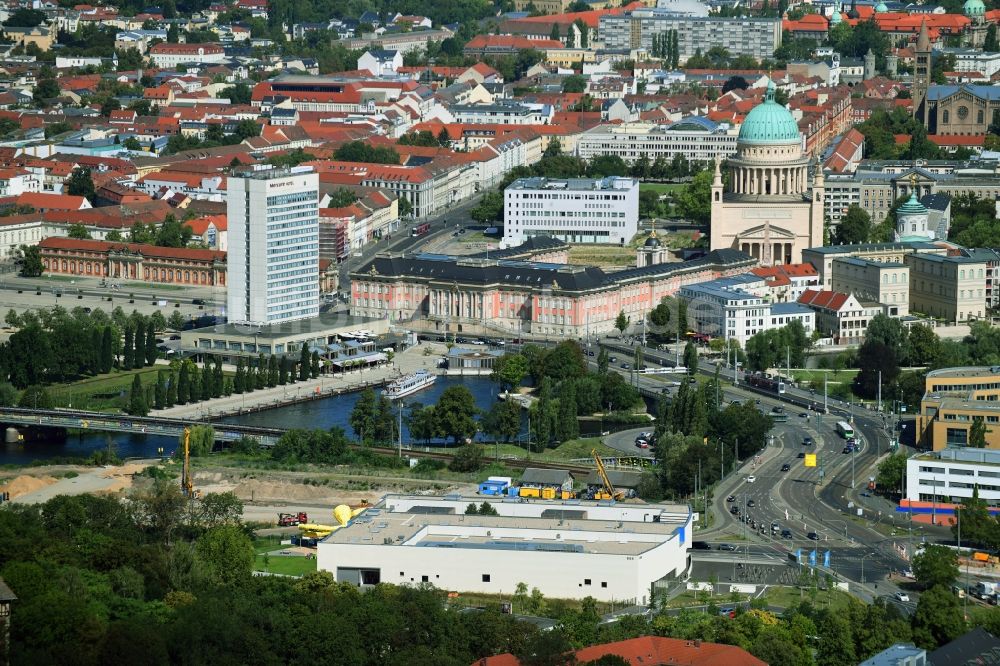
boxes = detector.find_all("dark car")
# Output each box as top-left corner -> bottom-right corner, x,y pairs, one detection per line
843,447 -> 853,454
691,541 -> 711,550
807,532 -> 819,540
169,334 -> 181,340
781,528 -> 793,538
192,298 -> 205,305
781,463 -> 791,472
718,544 -> 737,551
802,436 -> 813,446
797,451 -> 806,458
730,506 -> 740,515
799,412 -> 808,418
746,499 -> 755,507
726,495 -> 736,503
621,363 -> 631,370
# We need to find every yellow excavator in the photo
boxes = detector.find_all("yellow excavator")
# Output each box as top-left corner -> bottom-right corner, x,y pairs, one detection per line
592,449 -> 624,501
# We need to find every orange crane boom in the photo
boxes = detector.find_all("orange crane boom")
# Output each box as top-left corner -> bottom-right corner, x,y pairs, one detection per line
182,427 -> 194,497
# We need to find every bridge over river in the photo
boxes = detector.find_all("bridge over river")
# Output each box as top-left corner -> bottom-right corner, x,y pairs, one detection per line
0,407 -> 284,446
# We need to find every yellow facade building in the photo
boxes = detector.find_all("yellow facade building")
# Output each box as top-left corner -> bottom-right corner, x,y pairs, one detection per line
917,367 -> 1000,451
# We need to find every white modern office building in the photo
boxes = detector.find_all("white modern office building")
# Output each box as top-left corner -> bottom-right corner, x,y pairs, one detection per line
906,448 -> 1000,506
502,176 -> 639,247
316,494 -> 693,603
227,166 -> 320,325
680,277 -> 815,344
576,118 -> 739,165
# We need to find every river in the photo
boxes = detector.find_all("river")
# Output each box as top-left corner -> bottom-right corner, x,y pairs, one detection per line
0,376 -> 504,465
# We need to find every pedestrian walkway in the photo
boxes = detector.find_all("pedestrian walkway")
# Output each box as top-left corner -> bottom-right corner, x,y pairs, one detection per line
155,343 -> 450,419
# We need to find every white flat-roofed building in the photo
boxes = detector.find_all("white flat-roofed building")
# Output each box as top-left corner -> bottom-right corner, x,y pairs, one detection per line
503,176 -> 639,247
680,280 -> 767,345
907,448 -> 1000,506
316,493 -> 693,603
577,119 -> 739,165
451,102 -> 553,125
227,166 -> 320,325
681,277 -> 815,344
945,47 -> 1000,78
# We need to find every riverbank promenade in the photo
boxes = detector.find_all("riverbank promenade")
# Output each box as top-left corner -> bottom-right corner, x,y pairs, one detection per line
154,343 -> 449,419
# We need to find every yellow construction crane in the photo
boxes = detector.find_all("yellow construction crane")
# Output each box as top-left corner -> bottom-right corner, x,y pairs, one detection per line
592,448 -> 623,501
182,427 -> 194,498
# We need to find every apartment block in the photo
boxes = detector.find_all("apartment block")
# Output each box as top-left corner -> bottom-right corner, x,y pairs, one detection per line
599,10 -> 782,62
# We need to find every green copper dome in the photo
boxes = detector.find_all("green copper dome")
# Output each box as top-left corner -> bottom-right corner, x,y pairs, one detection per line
874,1 -> 888,11
897,191 -> 927,216
737,81 -> 801,145
830,9 -> 842,24
964,0 -> 985,16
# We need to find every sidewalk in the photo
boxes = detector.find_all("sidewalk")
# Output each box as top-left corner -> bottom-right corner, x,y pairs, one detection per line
155,343 -> 449,419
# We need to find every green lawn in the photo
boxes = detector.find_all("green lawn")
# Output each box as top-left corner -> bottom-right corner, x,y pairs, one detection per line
254,536 -> 318,577
640,183 -> 684,195
792,369 -> 859,385
488,437 -> 619,463
255,552 -> 317,577
45,367 -> 165,412
567,245 -> 636,267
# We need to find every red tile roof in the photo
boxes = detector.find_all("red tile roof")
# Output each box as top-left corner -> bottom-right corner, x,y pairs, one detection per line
38,236 -> 226,262
149,43 -> 225,55
464,35 -> 564,50
505,1 -> 643,27
824,127 -> 865,173
15,192 -> 89,210
928,134 -> 985,146
798,289 -> 850,311
184,214 -> 227,235
783,13 -> 828,32
474,637 -> 767,666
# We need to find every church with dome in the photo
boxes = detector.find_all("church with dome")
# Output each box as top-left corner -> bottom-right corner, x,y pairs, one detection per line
709,81 -> 824,266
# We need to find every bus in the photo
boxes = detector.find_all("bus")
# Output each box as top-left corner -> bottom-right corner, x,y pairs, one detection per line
411,222 -> 431,237
836,421 -> 854,439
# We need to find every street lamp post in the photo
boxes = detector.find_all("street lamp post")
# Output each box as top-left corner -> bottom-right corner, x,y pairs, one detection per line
860,551 -> 875,584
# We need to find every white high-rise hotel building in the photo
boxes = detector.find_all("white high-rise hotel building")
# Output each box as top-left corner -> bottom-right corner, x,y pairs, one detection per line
227,166 -> 320,325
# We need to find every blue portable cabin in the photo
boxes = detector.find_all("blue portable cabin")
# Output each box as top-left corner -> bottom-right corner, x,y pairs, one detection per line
479,480 -> 508,495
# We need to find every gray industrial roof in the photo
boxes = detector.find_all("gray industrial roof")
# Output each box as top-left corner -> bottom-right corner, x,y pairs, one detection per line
521,468 -> 574,486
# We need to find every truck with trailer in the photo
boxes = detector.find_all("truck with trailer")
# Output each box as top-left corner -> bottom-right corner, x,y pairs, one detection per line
278,512 -> 308,526
975,581 -> 997,600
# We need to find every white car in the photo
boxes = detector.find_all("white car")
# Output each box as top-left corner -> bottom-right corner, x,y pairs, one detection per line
895,592 -> 910,602
746,475 -> 757,483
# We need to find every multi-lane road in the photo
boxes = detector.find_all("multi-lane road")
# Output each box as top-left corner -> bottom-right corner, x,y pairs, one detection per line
592,337 -> 947,607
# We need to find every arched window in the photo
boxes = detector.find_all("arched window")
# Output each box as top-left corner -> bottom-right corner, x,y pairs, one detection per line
979,110 -> 985,124
943,110 -> 950,124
